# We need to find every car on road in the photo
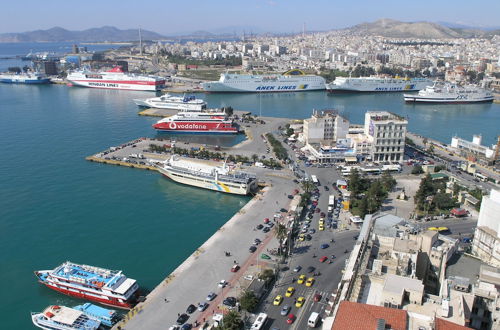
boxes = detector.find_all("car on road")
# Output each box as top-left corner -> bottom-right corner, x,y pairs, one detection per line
320,244 -> 329,249
280,305 -> 291,316
176,313 -> 189,325
264,218 -> 270,224
285,287 -> 295,297
254,238 -> 261,245
295,297 -> 305,308
298,274 -> 306,284
231,265 -> 240,272
218,280 -> 228,288
249,245 -> 257,253
320,212 -> 326,217
223,297 -> 237,308
186,304 -> 196,314
273,295 -> 283,306
305,234 -> 312,241
319,224 -> 325,231
309,229 -> 316,234
319,256 -> 328,263
293,265 -> 302,272
181,324 -> 192,330
307,266 -> 315,273
287,314 -> 296,324
256,224 -> 264,230
263,227 -> 270,233
280,208 -> 287,212
267,222 -> 274,228
315,208 -> 320,213
206,292 -> 217,301
314,293 -> 322,302
198,302 -> 209,312
306,277 -> 315,287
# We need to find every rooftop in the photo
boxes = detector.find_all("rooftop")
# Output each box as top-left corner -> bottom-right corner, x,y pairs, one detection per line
383,274 -> 424,294
446,253 -> 485,285
332,301 -> 408,330
366,111 -> 407,123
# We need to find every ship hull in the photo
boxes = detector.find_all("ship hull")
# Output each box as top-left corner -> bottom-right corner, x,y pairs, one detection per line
153,121 -> 238,134
133,98 -> 205,110
404,95 -> 494,103
327,81 -> 431,93
158,168 -> 251,195
0,78 -> 50,84
202,80 -> 325,93
68,79 -> 163,91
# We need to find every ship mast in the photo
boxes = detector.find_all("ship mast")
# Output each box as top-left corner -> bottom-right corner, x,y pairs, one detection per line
139,27 -> 143,56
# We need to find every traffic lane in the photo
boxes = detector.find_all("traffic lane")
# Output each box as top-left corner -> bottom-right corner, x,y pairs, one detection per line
420,217 -> 477,236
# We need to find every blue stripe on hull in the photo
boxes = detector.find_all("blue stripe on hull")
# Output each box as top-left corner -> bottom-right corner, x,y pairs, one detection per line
1,79 -> 51,84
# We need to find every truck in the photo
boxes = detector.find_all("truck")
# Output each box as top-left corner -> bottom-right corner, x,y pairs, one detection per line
311,175 -> 319,185
251,313 -> 268,329
328,195 -> 336,207
308,312 -> 320,327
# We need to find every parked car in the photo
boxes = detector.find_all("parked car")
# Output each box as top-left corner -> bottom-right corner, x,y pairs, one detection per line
206,292 -> 217,301
293,265 -> 302,272
176,314 -> 189,325
249,246 -> 257,253
231,265 -> 240,272
186,304 -> 196,314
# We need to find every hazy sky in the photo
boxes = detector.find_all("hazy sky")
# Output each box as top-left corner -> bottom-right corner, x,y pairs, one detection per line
1,0 -> 499,34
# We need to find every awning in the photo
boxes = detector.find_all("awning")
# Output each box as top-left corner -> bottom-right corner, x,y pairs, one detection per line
345,157 -> 357,162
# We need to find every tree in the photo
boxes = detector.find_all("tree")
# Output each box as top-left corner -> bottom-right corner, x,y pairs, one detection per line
427,144 -> 435,154
274,223 -> 288,256
302,180 -> 315,193
358,197 -> 369,218
365,180 -> 386,213
432,192 -> 456,211
414,174 -> 436,210
411,165 -> 424,175
221,310 -> 243,330
259,269 -> 275,283
423,138 -> 428,146
380,171 -> 396,192
239,290 -> 259,312
251,154 -> 258,163
348,169 -> 363,196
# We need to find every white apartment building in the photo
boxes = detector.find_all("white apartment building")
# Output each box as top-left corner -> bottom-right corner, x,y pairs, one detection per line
364,111 -> 407,162
303,110 -> 349,144
472,189 -> 500,267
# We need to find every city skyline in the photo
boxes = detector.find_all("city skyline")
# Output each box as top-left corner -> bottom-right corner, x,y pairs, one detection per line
1,0 -> 499,35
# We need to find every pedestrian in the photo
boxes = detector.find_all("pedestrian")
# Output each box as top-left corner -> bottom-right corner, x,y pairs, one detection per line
164,298 -> 167,303
234,260 -> 237,264
177,313 -> 180,317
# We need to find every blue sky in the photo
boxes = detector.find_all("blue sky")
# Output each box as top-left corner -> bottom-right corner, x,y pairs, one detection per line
1,0 -> 499,34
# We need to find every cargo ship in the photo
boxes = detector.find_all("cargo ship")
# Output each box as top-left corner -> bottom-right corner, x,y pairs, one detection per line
0,72 -> 50,84
157,155 -> 258,195
35,261 -> 139,309
202,69 -> 325,93
66,67 -> 166,91
404,82 -> 494,103
326,76 -> 433,92
31,305 -> 101,330
153,109 -> 239,134
133,94 -> 207,111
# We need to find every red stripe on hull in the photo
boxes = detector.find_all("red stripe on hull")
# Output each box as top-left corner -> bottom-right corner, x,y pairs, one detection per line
70,79 -> 165,86
40,281 -> 133,309
153,121 -> 238,133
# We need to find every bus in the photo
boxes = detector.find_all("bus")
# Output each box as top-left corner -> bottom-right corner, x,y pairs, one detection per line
311,175 -> 319,185
251,313 -> 268,330
474,172 -> 488,182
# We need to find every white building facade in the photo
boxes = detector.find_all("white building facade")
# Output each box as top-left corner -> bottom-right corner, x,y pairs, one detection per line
473,189 -> 500,267
364,111 -> 407,162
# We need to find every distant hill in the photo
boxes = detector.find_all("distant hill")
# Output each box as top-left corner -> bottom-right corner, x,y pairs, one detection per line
0,26 -> 165,43
345,19 -> 462,38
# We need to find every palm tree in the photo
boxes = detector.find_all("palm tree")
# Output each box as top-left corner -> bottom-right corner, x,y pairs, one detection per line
274,223 -> 288,256
302,180 -> 315,193
251,154 -> 258,163
221,310 -> 243,330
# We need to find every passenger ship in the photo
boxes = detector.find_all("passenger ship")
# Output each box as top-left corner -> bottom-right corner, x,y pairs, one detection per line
31,305 -> 101,330
0,72 -> 50,84
157,155 -> 258,195
326,76 -> 433,92
153,109 -> 239,134
202,69 -> 326,93
133,94 -> 207,111
66,67 -> 166,91
35,261 -> 139,309
404,82 -> 494,103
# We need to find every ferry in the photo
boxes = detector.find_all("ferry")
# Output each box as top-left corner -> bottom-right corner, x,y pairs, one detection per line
73,303 -> 120,327
153,109 -> 239,134
404,82 -> 494,103
326,76 -> 433,93
157,155 -> 258,195
0,72 -> 50,84
202,69 -> 325,93
31,305 -> 101,330
66,67 -> 166,91
133,94 -> 207,111
35,261 -> 139,309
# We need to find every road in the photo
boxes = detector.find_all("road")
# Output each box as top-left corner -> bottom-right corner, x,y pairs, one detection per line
419,217 -> 477,238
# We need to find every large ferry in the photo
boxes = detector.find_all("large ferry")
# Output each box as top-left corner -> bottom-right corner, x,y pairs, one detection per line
0,72 -> 50,84
35,261 -> 139,309
326,76 -> 433,93
66,67 -> 166,91
153,109 -> 239,134
202,69 -> 326,93
133,94 -> 207,111
157,155 -> 258,195
404,82 -> 494,103
31,305 -> 101,330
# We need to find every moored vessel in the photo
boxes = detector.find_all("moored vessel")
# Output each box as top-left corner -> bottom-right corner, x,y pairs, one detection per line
66,67 -> 165,91
133,94 -> 206,110
35,261 -> 139,309
326,76 -> 433,93
202,69 -> 325,93
0,72 -> 50,84
31,305 -> 101,330
404,82 -> 494,103
153,109 -> 239,134
157,155 -> 258,195
73,303 -> 120,327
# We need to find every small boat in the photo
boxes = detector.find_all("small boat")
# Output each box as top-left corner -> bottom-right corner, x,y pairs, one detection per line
31,305 -> 101,330
133,94 -> 207,111
73,303 -> 120,327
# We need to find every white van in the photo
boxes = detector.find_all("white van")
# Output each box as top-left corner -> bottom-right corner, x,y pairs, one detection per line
308,312 -> 320,327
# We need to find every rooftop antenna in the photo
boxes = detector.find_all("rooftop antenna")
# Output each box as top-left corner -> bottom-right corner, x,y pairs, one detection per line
139,27 -> 143,56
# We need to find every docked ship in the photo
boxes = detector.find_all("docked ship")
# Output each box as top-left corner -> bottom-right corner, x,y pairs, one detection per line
31,305 -> 101,330
153,109 -> 239,134
0,72 -> 50,84
35,261 -> 139,309
404,82 -> 494,103
326,76 -> 433,93
73,303 -> 120,327
66,67 -> 166,91
157,155 -> 258,195
133,94 -> 207,111
202,69 -> 326,93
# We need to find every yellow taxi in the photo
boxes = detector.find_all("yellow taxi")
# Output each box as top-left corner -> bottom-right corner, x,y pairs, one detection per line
298,234 -> 305,241
319,224 -> 325,231
273,295 -> 283,306
306,277 -> 315,287
285,287 -> 295,297
295,296 -> 305,308
297,274 -> 306,284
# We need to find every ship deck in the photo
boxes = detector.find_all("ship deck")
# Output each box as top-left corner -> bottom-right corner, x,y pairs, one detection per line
53,262 -> 122,288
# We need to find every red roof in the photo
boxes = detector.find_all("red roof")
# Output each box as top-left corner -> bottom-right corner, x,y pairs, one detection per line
435,318 -> 469,330
451,208 -> 467,216
332,301 -> 408,330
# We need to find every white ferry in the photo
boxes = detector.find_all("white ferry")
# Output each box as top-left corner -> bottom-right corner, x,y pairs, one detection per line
404,82 -> 494,103
133,94 -> 207,111
31,305 -> 101,330
67,67 -> 165,91
157,155 -> 258,195
202,69 -> 325,93
326,76 -> 433,93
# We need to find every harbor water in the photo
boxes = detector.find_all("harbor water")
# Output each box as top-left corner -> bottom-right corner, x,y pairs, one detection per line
1,43 -> 499,329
